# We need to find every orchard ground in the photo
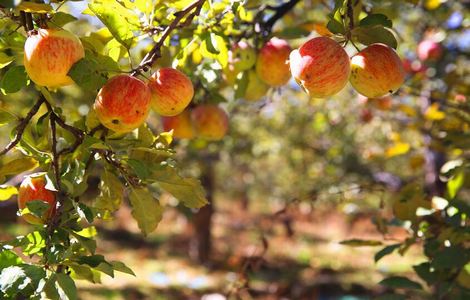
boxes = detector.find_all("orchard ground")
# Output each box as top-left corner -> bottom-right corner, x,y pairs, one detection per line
3,197 -> 423,299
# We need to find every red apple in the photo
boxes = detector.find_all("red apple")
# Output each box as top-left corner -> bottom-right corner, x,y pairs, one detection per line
24,28 -> 84,88
350,44 -> 405,98
290,37 -> 350,98
18,173 -> 56,225
148,68 -> 194,116
417,40 -> 443,61
161,110 -> 195,139
256,37 -> 292,87
191,105 -> 229,141
94,75 -> 151,133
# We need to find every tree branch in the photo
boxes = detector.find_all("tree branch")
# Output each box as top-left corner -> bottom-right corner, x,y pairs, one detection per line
262,0 -> 301,35
0,96 -> 45,157
131,0 -> 206,75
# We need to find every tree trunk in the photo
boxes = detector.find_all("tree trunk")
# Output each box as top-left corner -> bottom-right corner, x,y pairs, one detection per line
189,161 -> 215,263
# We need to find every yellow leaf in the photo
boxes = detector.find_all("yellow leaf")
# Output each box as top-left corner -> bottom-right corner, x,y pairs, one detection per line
313,23 -> 333,37
0,157 -> 39,176
0,185 -> 17,201
424,103 -> 445,120
397,104 -> 416,117
386,142 -> 410,157
17,2 -> 53,13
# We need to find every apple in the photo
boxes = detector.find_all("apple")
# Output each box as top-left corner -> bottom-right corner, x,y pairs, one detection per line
24,28 -> 84,88
94,75 -> 151,133
161,110 -> 195,139
18,173 -> 56,225
244,70 -> 269,102
373,96 -> 393,111
222,64 -> 240,86
191,105 -> 229,141
228,41 -> 257,72
256,37 -> 292,87
402,58 -> 426,75
417,39 -> 443,61
350,43 -> 405,98
148,68 -> 194,116
290,37 -> 350,98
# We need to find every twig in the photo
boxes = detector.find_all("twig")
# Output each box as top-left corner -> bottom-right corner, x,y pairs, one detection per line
98,149 -> 140,186
131,0 -> 206,75
262,0 -> 301,35
0,96 -> 45,157
43,96 -> 85,156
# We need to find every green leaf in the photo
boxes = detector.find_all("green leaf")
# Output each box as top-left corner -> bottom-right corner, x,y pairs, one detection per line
0,266 -> 28,296
67,57 -> 108,91
17,2 -> 52,13
22,231 -> 46,255
276,27 -> 311,39
56,273 -> 77,300
0,52 -> 14,69
359,14 -> 393,28
326,19 -> 345,34
0,185 -> 17,201
152,165 -> 208,209
76,255 -> 106,268
25,200 -> 50,218
447,171 -> 464,199
94,169 -> 123,214
200,33 -> 229,68
0,250 -> 23,269
128,187 -> 163,236
127,159 -> 151,180
432,246 -> 469,269
43,274 -> 60,300
1,65 -> 29,94
0,264 -> 45,297
413,262 -> 438,285
50,12 -> 78,27
88,0 -> 140,49
375,244 -> 401,262
137,124 -> 155,147
204,32 -> 221,54
70,232 -> 97,254
110,261 -> 135,276
0,157 -> 39,176
352,25 -> 398,49
379,276 -> 423,290
340,239 -> 383,247
67,263 -> 99,283
0,110 -> 16,126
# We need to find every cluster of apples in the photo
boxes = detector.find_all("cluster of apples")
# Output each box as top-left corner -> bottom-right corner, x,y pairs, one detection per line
222,38 -> 292,101
290,36 -> 405,99
22,28 -> 228,139
224,35 -> 406,102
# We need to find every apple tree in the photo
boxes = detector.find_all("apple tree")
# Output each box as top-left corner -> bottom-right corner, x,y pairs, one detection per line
0,0 -> 468,299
